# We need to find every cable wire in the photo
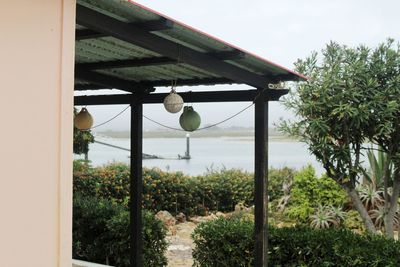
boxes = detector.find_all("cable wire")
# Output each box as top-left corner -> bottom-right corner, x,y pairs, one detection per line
80,88 -> 268,132
88,105 -> 130,130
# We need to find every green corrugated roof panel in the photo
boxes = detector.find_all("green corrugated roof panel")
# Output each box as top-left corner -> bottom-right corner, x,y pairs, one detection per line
77,0 -> 159,23
96,63 -> 220,82
75,0 -> 305,90
76,37 -> 161,63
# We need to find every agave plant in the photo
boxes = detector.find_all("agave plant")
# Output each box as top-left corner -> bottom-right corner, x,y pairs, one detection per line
357,185 -> 384,210
310,205 -> 340,229
369,206 -> 386,229
369,205 -> 400,230
362,147 -> 393,187
328,205 -> 346,223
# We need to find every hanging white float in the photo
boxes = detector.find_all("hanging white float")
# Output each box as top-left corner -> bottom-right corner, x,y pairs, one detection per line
163,88 -> 184,113
74,107 -> 93,130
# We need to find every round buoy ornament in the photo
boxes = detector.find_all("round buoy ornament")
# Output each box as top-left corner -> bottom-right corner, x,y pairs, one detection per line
74,107 -> 93,130
179,106 -> 201,132
163,89 -> 184,113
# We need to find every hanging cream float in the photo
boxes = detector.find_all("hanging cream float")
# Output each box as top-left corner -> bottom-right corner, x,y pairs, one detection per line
74,107 -> 93,130
163,89 -> 184,113
179,106 -> 201,132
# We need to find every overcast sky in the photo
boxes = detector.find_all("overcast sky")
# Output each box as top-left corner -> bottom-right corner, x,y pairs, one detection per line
77,0 -> 400,132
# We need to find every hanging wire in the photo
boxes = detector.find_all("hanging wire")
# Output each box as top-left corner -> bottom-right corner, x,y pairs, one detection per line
197,102 -> 254,130
85,105 -> 130,130
143,114 -> 185,131
143,87 -> 268,132
79,87 -> 269,132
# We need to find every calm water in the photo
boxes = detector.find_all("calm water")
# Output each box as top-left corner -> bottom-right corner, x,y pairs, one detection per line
76,136 -> 324,175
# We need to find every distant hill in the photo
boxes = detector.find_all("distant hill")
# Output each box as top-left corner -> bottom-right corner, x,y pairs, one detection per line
97,127 -> 288,139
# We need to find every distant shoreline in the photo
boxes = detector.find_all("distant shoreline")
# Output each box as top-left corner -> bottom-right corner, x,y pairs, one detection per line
96,130 -> 298,141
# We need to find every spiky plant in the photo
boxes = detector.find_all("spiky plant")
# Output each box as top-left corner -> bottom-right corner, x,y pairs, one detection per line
310,205 -> 339,229
357,185 -> 384,210
362,147 -> 393,188
328,205 -> 346,223
369,206 -> 386,229
369,206 -> 400,230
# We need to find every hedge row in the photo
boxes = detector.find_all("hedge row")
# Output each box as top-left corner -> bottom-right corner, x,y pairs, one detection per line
73,194 -> 167,267
192,217 -> 400,267
73,161 -> 295,215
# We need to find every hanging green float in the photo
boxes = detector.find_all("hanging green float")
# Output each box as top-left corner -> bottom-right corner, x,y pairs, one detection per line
179,106 -> 201,132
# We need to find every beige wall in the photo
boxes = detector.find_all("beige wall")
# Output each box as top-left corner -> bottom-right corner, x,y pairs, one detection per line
0,1 -> 75,266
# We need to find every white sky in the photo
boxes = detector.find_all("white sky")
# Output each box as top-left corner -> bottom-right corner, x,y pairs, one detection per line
77,0 -> 400,132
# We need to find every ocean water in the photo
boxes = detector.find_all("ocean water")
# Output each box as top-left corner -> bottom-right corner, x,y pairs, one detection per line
76,136 -> 325,176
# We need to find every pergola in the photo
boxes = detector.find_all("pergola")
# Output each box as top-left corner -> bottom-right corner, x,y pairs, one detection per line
73,1 -> 306,266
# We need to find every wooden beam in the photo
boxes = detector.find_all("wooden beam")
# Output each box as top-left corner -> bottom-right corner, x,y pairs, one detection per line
211,50 -> 245,60
77,57 -> 176,70
254,89 -> 269,267
130,97 -> 144,267
74,77 -> 234,91
74,83 -> 106,91
75,69 -> 155,93
74,89 -> 288,105
148,77 -> 233,87
76,18 -> 174,40
263,73 -> 301,82
75,51 -> 244,70
75,29 -> 106,40
76,5 -> 271,88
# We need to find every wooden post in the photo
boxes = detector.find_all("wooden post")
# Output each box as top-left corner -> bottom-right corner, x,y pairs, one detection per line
254,90 -> 269,267
130,96 -> 143,267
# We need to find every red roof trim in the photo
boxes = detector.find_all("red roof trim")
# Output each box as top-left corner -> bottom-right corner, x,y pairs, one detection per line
127,0 -> 307,81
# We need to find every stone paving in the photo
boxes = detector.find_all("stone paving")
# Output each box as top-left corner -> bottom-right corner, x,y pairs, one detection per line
166,222 -> 197,267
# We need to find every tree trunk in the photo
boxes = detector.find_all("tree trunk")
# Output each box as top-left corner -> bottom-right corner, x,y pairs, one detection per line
385,176 -> 400,238
344,186 -> 377,234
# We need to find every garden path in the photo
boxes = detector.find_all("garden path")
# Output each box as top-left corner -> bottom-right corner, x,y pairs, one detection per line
166,222 -> 196,267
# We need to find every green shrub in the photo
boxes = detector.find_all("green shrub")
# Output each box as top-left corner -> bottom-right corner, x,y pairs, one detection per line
192,217 -> 254,267
286,165 -> 347,222
106,208 -> 168,267
343,210 -> 365,231
73,162 -> 295,216
192,217 -> 400,267
268,167 -> 295,202
73,194 -> 167,267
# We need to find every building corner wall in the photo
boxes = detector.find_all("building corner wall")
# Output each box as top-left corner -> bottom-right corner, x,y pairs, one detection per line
0,1 -> 76,266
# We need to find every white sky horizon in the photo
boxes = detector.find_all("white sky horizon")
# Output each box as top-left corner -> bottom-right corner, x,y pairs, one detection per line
75,0 -> 400,132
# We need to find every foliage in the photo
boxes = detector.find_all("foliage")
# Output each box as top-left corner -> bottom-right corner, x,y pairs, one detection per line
363,147 -> 394,188
286,166 -> 347,222
73,194 -> 167,267
357,184 -> 383,210
343,210 -> 365,231
106,208 -> 168,267
73,108 -> 94,155
309,205 -> 344,229
369,205 -> 400,230
192,217 -> 254,267
367,39 -> 400,168
280,41 -> 373,187
268,167 -> 295,202
192,217 -> 400,267
279,40 -> 400,234
73,162 -> 295,216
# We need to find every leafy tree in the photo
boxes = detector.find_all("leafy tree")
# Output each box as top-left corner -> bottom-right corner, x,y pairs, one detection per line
366,40 -> 400,238
280,40 -> 400,234
73,108 -> 94,155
